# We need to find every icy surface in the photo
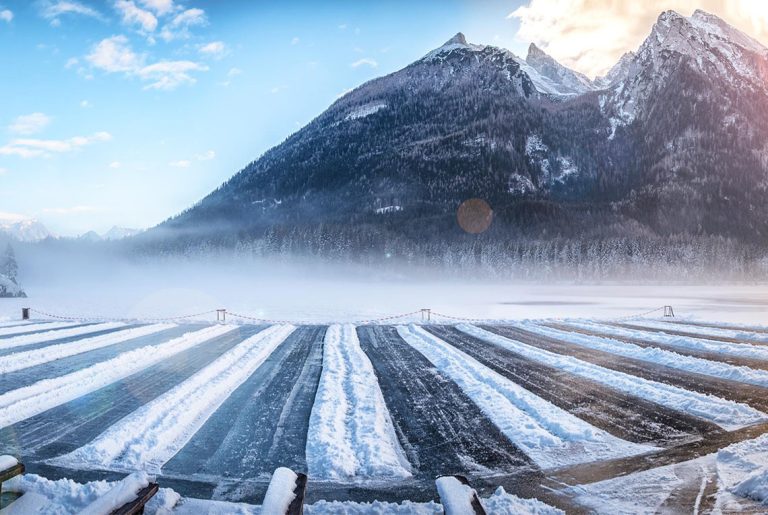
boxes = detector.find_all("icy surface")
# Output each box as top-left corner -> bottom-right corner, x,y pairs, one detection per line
457,324 -> 767,430
0,321 -> 77,337
54,325 -> 295,473
523,322 -> 768,388
0,325 -> 236,429
398,324 -> 654,468
0,323 -> 174,374
261,467 -> 298,514
620,318 -> 768,343
307,324 -> 411,480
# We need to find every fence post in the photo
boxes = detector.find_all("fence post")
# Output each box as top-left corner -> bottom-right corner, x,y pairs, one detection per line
217,309 -> 227,323
664,306 -> 675,317
21,308 -> 30,320
421,309 -> 431,322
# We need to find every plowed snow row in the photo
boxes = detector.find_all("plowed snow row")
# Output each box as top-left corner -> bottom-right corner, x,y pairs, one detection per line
307,324 -> 411,480
54,325 -> 296,473
457,324 -> 766,430
0,325 -> 237,429
398,324 -> 655,468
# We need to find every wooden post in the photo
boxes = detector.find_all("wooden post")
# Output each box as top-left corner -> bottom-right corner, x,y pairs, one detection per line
21,308 -> 29,321
421,309 -> 431,322
664,306 -> 675,317
216,309 -> 226,323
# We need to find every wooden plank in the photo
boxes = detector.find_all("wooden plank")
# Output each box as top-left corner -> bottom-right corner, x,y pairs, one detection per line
286,472 -> 307,515
0,463 -> 23,484
110,483 -> 159,515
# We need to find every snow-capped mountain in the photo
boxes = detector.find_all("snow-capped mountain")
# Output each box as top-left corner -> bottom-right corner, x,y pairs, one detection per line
0,214 -> 52,242
152,11 -> 768,251
525,43 -> 595,96
102,226 -> 143,241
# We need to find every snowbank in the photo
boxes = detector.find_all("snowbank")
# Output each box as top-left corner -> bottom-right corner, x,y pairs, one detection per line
717,433 -> 768,506
399,325 -> 654,468
80,472 -> 151,515
0,322 -> 125,352
457,324 -> 766,430
261,467 -> 298,514
0,321 -> 76,337
625,319 -> 768,344
306,324 -> 411,480
0,455 -> 18,470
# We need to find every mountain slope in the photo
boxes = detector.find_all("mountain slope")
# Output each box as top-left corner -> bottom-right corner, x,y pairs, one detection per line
154,12 -> 768,253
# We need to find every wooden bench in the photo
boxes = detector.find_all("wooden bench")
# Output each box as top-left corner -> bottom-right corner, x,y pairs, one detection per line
436,475 -> 487,515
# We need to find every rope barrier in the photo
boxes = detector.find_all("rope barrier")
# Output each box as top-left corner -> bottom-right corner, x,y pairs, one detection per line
28,308 -> 219,323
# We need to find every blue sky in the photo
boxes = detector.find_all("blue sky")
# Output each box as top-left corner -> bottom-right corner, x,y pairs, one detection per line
0,0 -> 763,235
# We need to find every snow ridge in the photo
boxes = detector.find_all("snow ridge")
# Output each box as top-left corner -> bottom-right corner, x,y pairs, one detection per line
0,321 -> 77,337
457,324 -> 767,431
0,324 -> 237,430
53,324 -> 296,473
306,324 -> 411,480
398,324 -> 654,468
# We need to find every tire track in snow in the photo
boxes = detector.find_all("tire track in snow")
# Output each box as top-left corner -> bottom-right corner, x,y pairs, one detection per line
0,324 -> 239,433
0,323 -> 127,356
52,325 -> 297,474
0,324 -> 175,375
398,325 -> 655,469
424,325 -> 716,446
546,321 -> 768,371
357,325 -> 535,478
0,325 -> 194,396
534,323 -> 768,388
164,326 -> 325,483
473,325 -> 767,430
306,324 -> 412,480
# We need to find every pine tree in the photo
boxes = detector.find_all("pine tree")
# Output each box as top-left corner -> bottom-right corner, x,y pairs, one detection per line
2,243 -> 18,284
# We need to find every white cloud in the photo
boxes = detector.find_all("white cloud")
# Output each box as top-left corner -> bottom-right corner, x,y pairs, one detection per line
39,1 -> 103,24
0,167 -> 8,175
351,57 -> 378,68
0,132 -> 111,158
168,159 -> 191,168
159,7 -> 206,41
86,35 -> 143,73
291,36 -> 300,45
115,0 -> 157,32
138,60 -> 208,90
0,9 -> 12,22
195,150 -> 215,161
510,0 -> 768,77
227,67 -> 242,77
108,161 -> 121,168
338,24 -> 347,30
80,99 -> 92,108
43,205 -> 98,215
85,36 -> 207,91
65,57 -> 79,68
8,113 -> 51,136
199,40 -> 227,58
138,0 -> 174,16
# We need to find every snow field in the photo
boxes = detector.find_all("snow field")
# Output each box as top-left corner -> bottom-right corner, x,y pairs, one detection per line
306,324 -> 412,480
398,325 -> 654,469
457,324 -> 767,430
0,323 -> 175,374
563,320 -> 768,361
0,322 -> 126,352
523,322 -> 768,388
52,325 -> 296,473
0,324 -> 237,429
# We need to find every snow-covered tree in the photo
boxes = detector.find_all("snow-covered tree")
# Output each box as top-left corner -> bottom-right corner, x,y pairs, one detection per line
2,243 -> 18,284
